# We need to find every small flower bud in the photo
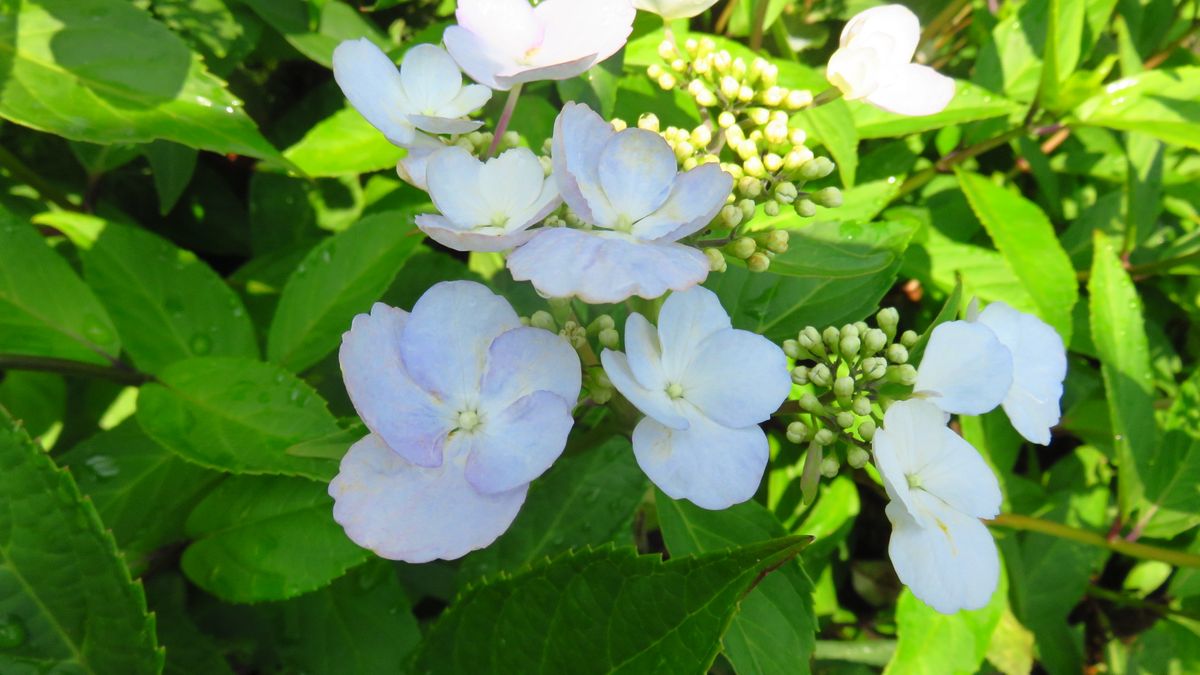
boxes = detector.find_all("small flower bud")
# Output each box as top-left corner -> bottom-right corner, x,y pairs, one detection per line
638,113 -> 661,132
783,339 -> 801,359
840,324 -> 860,339
738,85 -> 754,103
791,365 -> 809,385
587,314 -> 615,334
799,326 -> 824,356
717,111 -> 737,128
688,80 -> 717,106
765,119 -> 789,146
814,428 -> 835,446
647,63 -> 664,79
822,326 -> 840,353
657,72 -> 678,90
864,357 -> 888,380
847,445 -> 871,467
711,48 -> 730,71
720,204 -> 743,228
658,39 -> 677,61
682,157 -> 699,171
690,125 -> 712,148
799,392 -> 822,413
836,411 -> 855,429
876,307 -> 900,336
763,201 -> 781,217
598,327 -> 620,350
788,128 -> 807,146
794,199 -> 817,217
760,63 -> 779,88
748,107 -> 770,126
886,344 -> 909,364
809,363 -> 832,387
852,396 -> 872,416
704,247 -> 727,273
530,310 -> 556,332
786,421 -> 808,444
719,75 -> 740,99
785,89 -> 814,109
812,187 -> 843,208
784,147 -> 815,171
670,58 -> 688,73
900,330 -> 919,348
729,236 -> 756,259
684,38 -> 699,56
749,57 -> 768,83
763,153 -> 784,173
863,328 -> 888,355
738,199 -> 757,220
839,335 -> 861,359
731,57 -> 748,78
747,251 -> 771,272
674,141 -> 695,162
743,156 -> 766,178
736,139 -> 758,161
693,55 -> 712,75
820,456 -> 840,478
834,376 -> 855,400
765,230 -> 789,254
799,157 -> 835,180
761,86 -> 785,106
889,364 -> 917,385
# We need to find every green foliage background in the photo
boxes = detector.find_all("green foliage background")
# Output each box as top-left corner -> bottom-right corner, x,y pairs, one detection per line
0,0 -> 1199,672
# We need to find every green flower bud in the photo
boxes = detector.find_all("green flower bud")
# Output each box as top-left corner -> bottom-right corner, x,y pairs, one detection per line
786,423 -> 808,444
799,326 -> 824,356
784,147 -> 814,171
587,314 -> 615,334
785,89 -> 813,109
800,156 -> 835,180
809,363 -> 832,387
732,57 -> 748,78
765,119 -> 789,146
773,183 -> 798,206
647,63 -> 664,79
724,124 -> 746,147
847,445 -> 871,468
900,330 -> 919,348
794,199 -> 817,217
719,75 -> 740,99
800,441 -> 822,504
822,326 -> 840,353
704,247 -> 727,273
530,310 -> 556,332
782,339 -> 801,359
657,72 -> 678,90
852,396 -> 872,416
657,39 -> 677,61
760,63 -> 779,88
743,156 -> 767,178
711,48 -> 731,71
761,85 -> 785,106
691,125 -> 712,148
682,157 -> 699,171
886,343 -> 909,364
789,128 -> 807,146
864,357 -> 888,381
737,176 -> 763,198
638,113 -> 661,132
791,365 -> 809,385
820,456 -> 840,478
799,392 -> 822,413
735,139 -> 758,161
747,107 -> 770,126
814,428 -> 835,446
839,335 -> 861,359
834,376 -> 855,400
840,324 -> 860,339
729,236 -> 756,259
863,328 -> 887,355
598,327 -> 620,350
747,251 -> 771,272
763,201 -> 781,217
717,111 -> 737,128
763,153 -> 784,173
812,186 -> 843,208
836,411 -> 855,429
674,141 -> 695,162
889,364 -> 917,386
684,38 -> 699,56
765,230 -> 789,254
738,199 -> 757,220
670,58 -> 688,73
857,419 -> 877,442
720,204 -> 743,228
693,55 -> 712,75
876,307 -> 900,337
854,321 -> 869,334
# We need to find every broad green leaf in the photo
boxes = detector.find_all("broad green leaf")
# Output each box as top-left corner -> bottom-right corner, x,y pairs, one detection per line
956,170 -> 1077,342
985,608 -> 1036,675
707,220 -> 914,341
1141,370 -> 1200,523
1089,232 -> 1157,517
656,492 -> 817,675
885,573 -> 1007,675
797,100 -> 859,187
0,371 -> 64,447
852,81 -> 1022,139
0,407 -> 162,674
904,226 -> 1036,315
1122,616 -> 1200,675
283,107 -> 404,177
458,437 -> 647,582
240,0 -> 390,67
0,214 -> 121,365
59,420 -> 222,567
908,277 -> 963,366
151,0 -> 263,77
1124,132 -> 1164,249
79,220 -> 258,373
411,537 -> 811,674
1040,0 -> 1085,108
974,0 -> 1047,104
182,474 -> 369,602
145,574 -> 236,675
268,211 -> 425,373
137,356 -> 342,479
1073,68 -> 1200,151
143,140 -> 198,215
0,0 -> 282,161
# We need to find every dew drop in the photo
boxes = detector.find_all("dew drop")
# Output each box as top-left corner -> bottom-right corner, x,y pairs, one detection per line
190,333 -> 213,355
81,315 -> 113,344
163,297 -> 186,317
83,455 -> 120,480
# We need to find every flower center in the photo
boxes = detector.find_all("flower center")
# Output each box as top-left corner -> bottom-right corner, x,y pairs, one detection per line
666,383 -> 685,400
613,214 -> 634,233
906,473 -> 922,490
518,46 -> 542,65
456,409 -> 482,432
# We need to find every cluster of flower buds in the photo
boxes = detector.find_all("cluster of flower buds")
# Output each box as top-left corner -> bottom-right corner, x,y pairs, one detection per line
702,227 -> 789,274
522,309 -> 619,404
453,129 -> 522,158
780,307 -> 919,502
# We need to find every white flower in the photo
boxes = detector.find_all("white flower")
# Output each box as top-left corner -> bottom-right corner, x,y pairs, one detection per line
873,399 -> 1002,614
333,39 -> 492,146
394,131 -> 445,190
600,287 -> 791,509
444,0 -> 636,91
825,4 -> 955,116
507,103 -> 733,303
633,0 -> 720,20
974,301 -> 1068,445
330,281 -> 582,562
415,147 -> 561,252
913,320 -> 1013,415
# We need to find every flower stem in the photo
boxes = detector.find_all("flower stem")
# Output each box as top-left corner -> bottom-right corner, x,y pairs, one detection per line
810,87 -> 843,108
749,0 -> 771,51
0,354 -> 151,385
485,83 -> 524,159
894,125 -> 1028,199
988,513 -> 1200,569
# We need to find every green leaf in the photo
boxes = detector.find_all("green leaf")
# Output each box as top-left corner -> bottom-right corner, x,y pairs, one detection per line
411,536 -> 811,674
955,170 -> 1077,342
151,0 -> 263,78
908,277 -> 963,366
1088,232 -> 1157,517
707,220 -> 914,341
240,0 -> 390,67
145,574 -> 236,675
1073,68 -> 1200,151
0,0 -> 283,161
283,107 -> 405,177
268,211 -> 425,373
656,493 -> 817,675
79,219 -> 258,373
143,140 -> 198,215
59,420 -> 223,566
797,100 -> 859,187
0,407 -> 162,674
137,356 -> 342,479
1141,370 -> 1200,521
1040,0 -> 1085,109
903,226 -> 1036,316
885,573 -> 1007,675
852,81 -> 1022,139
182,474 -> 369,603
458,437 -> 647,583
974,1 -> 1047,104
0,214 -> 121,365
0,371 -> 64,447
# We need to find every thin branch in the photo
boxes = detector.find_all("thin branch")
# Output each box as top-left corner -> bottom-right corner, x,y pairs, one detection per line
0,354 -> 151,386
989,513 -> 1200,568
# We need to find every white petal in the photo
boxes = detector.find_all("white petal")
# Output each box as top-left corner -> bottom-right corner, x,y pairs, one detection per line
679,328 -> 791,427
633,0 -> 721,21
400,44 -> 463,112
506,178 -> 563,232
506,228 -> 709,303
409,115 -> 483,135
330,434 -> 526,563
863,64 -> 956,116
600,349 -> 688,429
871,403 -> 922,521
396,132 -> 447,190
443,25 -> 506,90
840,4 -> 921,63
480,148 -> 546,220
425,147 -> 490,226
398,281 -> 521,407
332,38 -> 414,145
552,102 -> 618,226
624,313 -> 669,391
632,413 -> 768,510
465,391 -> 574,494
656,286 -> 732,381
886,493 -> 1000,614
914,321 -> 1013,415
634,164 -> 734,241
597,129 -> 677,223
339,303 -> 451,468
826,45 -> 886,100
533,0 -> 635,70
456,0 -> 542,60
480,326 -> 582,410
414,214 -> 537,253
976,302 -> 1067,445
438,84 -> 494,119
496,54 -> 600,89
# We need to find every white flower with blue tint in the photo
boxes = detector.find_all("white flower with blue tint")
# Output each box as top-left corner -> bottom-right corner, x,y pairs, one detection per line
333,39 -> 492,147
633,0 -> 721,20
913,320 -> 1013,415
507,103 -> 733,303
600,287 -> 790,509
873,399 -> 1002,614
415,146 -> 561,252
826,5 -> 955,116
330,281 -> 581,562
444,0 -> 636,91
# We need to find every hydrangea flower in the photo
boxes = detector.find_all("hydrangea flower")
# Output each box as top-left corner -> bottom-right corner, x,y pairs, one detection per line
507,103 -> 733,303
600,287 -> 791,509
633,0 -> 721,20
444,0 -> 636,91
330,281 -> 582,562
333,39 -> 492,147
415,147 -> 561,252
873,399 -> 1002,614
913,320 -> 1013,415
825,4 -> 955,116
